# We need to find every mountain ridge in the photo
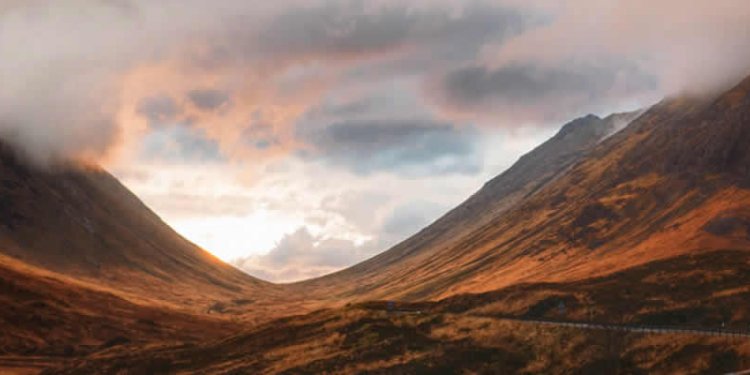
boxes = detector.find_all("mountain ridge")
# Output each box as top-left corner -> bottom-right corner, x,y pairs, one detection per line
286,74 -> 750,304
289,110 -> 642,299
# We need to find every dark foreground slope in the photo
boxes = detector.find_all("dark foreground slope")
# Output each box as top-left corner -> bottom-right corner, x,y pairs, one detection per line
52,250 -> 750,374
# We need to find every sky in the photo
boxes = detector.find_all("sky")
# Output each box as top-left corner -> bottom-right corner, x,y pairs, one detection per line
2,0 -> 750,282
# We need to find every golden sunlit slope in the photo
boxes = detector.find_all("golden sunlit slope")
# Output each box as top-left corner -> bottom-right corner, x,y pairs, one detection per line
0,252 -> 238,356
0,144 -> 279,309
294,75 -> 750,304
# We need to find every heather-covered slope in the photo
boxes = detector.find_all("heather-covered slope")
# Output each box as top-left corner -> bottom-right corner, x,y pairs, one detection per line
0,252 -> 238,355
53,251 -> 750,375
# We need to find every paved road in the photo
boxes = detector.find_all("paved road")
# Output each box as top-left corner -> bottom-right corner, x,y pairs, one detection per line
383,305 -> 750,338
383,306 -> 750,339
496,316 -> 750,375
494,316 -> 750,338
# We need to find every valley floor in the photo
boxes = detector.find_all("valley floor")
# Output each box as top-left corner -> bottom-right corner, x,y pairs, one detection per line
2,249 -> 745,374
42,303 -> 750,375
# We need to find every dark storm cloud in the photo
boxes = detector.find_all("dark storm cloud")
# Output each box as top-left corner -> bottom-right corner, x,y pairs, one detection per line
257,3 -> 412,59
336,4 -> 543,82
306,97 -> 380,119
433,61 -> 658,122
137,95 -> 179,123
187,89 -> 230,111
207,1 -> 533,69
302,119 -> 482,176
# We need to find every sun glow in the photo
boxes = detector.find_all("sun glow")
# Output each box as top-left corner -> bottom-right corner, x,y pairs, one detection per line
170,210 -> 304,261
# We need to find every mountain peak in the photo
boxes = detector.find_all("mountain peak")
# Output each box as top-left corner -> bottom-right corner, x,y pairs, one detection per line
555,113 -> 601,136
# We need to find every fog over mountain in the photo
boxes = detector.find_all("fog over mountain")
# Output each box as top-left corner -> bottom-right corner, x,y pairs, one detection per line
1,0 -> 749,165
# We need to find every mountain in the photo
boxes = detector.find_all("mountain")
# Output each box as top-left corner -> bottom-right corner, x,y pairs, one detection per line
292,111 -> 641,300
0,142 -> 284,311
0,141 -> 305,369
290,76 -> 750,315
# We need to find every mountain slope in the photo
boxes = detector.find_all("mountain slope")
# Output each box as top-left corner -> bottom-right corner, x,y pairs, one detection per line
0,252 -> 238,357
293,111 -> 640,300
295,76 -> 750,304
0,143 -> 278,309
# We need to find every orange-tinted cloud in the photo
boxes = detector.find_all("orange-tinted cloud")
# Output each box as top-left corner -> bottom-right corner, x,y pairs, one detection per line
5,0 -> 750,169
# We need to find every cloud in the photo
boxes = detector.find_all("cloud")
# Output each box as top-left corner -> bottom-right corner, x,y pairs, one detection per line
0,0 -> 534,167
430,61 -> 657,123
479,0 -> 750,95
7,0 -> 750,283
233,198 -> 447,282
301,119 -> 483,176
137,95 -> 179,124
6,0 -> 750,168
233,227 -> 379,282
187,89 -> 230,111
249,2 -> 530,64
319,190 -> 393,234
139,125 -> 224,163
0,0 -> 169,165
